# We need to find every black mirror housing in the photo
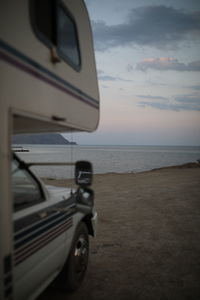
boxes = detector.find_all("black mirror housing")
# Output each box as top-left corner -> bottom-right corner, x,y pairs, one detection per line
75,161 -> 93,187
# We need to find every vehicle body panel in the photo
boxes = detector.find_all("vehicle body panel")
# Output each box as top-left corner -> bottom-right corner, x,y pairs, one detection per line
0,1 -> 99,299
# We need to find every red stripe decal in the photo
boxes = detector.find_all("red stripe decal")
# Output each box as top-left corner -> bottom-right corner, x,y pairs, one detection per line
0,51 -> 98,109
14,220 -> 72,265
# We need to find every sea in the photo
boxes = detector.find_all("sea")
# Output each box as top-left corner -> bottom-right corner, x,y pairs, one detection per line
14,145 -> 200,179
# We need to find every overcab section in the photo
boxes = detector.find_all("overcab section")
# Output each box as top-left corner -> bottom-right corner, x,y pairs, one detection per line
0,0 -> 99,133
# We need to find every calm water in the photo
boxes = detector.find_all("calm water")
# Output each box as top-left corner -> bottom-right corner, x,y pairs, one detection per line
16,145 -> 200,179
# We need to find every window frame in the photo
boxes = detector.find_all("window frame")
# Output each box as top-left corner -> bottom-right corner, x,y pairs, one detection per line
56,1 -> 81,71
12,154 -> 45,212
30,0 -> 57,50
30,0 -> 82,71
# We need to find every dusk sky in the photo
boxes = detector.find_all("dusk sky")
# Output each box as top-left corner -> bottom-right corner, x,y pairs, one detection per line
67,0 -> 200,146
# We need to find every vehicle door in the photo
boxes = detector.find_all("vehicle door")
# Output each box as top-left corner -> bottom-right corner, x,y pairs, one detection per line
12,157 -> 74,300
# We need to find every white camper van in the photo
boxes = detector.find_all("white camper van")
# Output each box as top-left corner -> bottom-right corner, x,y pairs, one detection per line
0,1 -> 99,299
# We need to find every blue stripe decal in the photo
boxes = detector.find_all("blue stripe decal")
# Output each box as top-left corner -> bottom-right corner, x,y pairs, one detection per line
14,210 -> 69,242
0,39 -> 99,108
4,255 -> 13,299
14,220 -> 72,265
3,255 -> 12,274
14,213 -> 71,250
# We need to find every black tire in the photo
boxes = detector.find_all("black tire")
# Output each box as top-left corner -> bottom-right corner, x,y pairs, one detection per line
54,222 -> 89,292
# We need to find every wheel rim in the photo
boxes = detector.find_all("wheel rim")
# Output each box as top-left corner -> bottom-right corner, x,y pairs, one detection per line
74,235 -> 88,277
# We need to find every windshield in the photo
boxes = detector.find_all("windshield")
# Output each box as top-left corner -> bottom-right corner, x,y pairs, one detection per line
12,158 -> 44,211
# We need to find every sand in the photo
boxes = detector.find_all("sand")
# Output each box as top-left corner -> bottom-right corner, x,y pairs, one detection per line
38,163 -> 200,300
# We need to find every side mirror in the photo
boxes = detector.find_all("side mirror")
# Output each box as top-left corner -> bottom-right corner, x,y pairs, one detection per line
75,161 -> 93,187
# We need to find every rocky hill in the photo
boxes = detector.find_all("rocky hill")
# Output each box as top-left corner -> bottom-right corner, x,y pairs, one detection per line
12,133 -> 76,145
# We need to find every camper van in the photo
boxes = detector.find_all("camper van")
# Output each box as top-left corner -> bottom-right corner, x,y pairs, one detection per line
0,1 -> 99,299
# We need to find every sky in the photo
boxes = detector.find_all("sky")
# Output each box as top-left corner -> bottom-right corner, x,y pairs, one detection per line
66,0 -> 200,146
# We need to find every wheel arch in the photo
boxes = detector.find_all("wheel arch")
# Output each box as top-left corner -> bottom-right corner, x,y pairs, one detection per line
81,214 -> 94,237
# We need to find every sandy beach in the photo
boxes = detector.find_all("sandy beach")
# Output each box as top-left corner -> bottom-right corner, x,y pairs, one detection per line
38,163 -> 200,300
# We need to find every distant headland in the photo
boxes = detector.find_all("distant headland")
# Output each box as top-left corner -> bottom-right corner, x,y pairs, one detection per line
12,133 -> 77,145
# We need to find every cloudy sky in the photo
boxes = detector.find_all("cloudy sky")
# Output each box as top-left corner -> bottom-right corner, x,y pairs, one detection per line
74,0 -> 200,145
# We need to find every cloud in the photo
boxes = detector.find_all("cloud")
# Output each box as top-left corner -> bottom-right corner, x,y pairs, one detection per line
136,57 -> 200,72
98,75 -> 119,81
137,94 -> 200,111
136,94 -> 168,101
92,5 -> 200,50
97,70 -> 132,82
187,85 -> 200,90
175,94 -> 200,105
97,69 -> 104,75
127,64 -> 134,72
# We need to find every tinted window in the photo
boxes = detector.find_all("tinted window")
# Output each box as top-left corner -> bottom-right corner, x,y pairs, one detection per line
33,0 -> 57,45
57,5 -> 80,67
12,159 -> 43,211
32,0 -> 81,69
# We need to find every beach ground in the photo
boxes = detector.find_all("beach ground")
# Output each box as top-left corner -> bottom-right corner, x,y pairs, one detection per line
38,163 -> 200,300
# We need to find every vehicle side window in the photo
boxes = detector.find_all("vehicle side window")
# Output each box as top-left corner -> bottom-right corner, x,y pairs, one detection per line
33,0 -> 57,45
57,4 -> 80,68
32,0 -> 81,69
12,160 -> 44,212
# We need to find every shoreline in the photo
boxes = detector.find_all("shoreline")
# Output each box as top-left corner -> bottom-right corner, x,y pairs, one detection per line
39,162 -> 200,300
43,161 -> 200,182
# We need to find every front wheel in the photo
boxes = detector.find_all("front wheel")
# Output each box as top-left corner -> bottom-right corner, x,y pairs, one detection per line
55,222 -> 89,291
